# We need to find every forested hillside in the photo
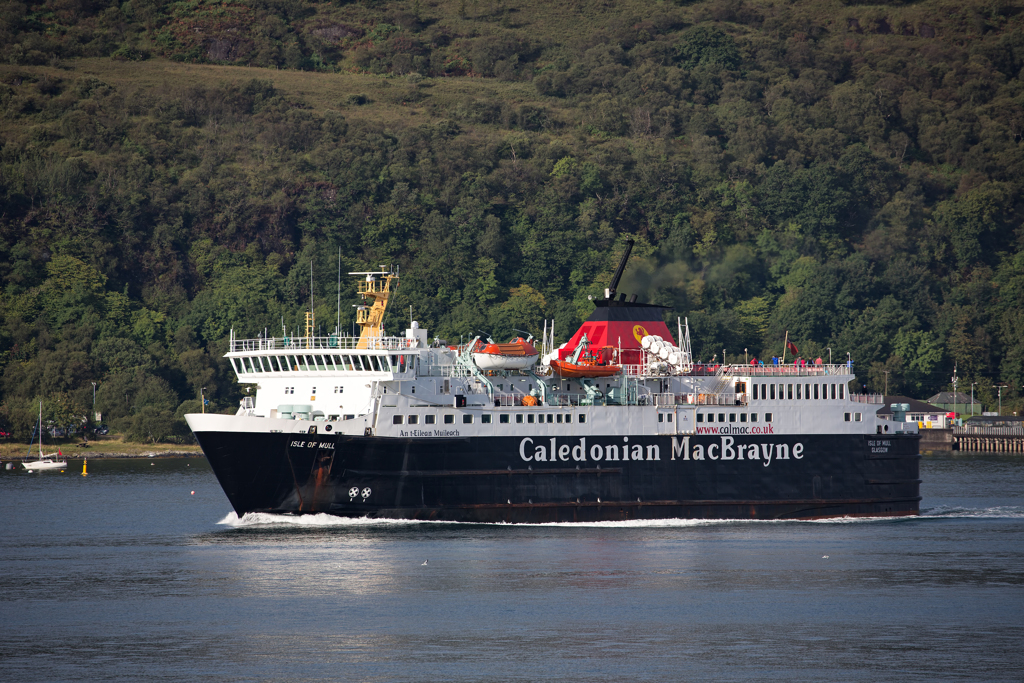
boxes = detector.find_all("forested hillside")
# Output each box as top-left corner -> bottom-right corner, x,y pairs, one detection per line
2,0 -> 1023,440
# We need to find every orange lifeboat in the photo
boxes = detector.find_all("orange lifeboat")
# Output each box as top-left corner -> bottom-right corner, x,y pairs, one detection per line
472,337 -> 539,371
549,345 -> 621,378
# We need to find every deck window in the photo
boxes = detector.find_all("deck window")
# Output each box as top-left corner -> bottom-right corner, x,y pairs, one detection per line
500,414 -> 509,424
527,414 -> 534,424
751,413 -> 758,422
658,414 -> 664,423
393,415 -> 404,425
444,414 -> 454,424
718,413 -> 726,423
814,384 -> 820,400
482,414 -> 492,424
770,384 -> 776,400
830,384 -> 836,400
425,414 -> 435,425
579,414 -> 586,424
844,413 -> 851,422
556,414 -> 563,423
697,413 -> 704,423
729,413 -> 736,422
796,384 -> 802,399
752,384 -> 758,400
517,414 -> 524,424
463,414 -> 473,424
740,413 -> 748,423
855,413 -> 862,421
764,413 -> 773,422
804,383 -> 811,399
839,384 -> 845,399
667,413 -> 673,423
787,384 -> 793,400
408,415 -> 419,425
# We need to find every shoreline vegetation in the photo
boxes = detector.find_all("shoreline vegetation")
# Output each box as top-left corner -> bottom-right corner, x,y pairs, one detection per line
0,439 -> 201,460
2,0 -> 1023,445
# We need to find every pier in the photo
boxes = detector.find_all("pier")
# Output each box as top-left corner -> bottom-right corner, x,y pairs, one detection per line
953,425 -> 1024,453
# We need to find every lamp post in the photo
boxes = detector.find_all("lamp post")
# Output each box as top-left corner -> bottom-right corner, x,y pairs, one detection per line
826,347 -> 832,365
744,348 -> 748,364
993,385 -> 1008,415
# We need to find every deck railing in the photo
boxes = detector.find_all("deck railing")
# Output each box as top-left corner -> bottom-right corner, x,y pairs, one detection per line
230,335 -> 419,353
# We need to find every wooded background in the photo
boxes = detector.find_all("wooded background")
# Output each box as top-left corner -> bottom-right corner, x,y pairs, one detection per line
1,0 -> 1022,440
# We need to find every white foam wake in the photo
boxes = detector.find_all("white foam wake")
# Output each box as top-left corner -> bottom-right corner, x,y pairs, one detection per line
216,506 -> 1024,528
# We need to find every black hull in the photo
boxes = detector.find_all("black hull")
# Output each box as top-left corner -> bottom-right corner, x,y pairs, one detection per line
195,429 -> 920,522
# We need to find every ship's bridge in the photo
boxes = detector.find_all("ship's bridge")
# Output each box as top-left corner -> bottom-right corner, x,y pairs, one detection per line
226,333 -> 420,381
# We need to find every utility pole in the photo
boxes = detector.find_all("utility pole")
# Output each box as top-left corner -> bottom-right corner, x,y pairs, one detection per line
971,382 -> 977,417
993,385 -> 1008,415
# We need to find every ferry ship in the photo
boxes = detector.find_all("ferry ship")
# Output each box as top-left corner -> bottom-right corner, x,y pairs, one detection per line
186,248 -> 921,522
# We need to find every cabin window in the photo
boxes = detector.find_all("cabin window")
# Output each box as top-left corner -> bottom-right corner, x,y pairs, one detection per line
740,413 -> 748,423
284,387 -> 294,395
444,414 -> 454,424
830,384 -> 836,400
778,383 -> 784,399
579,414 -> 586,424
407,415 -> 419,425
517,414 -> 525,424
500,414 -> 509,424
334,386 -> 343,394
718,413 -> 726,423
761,383 -> 767,399
482,414 -> 492,424
844,413 -> 851,422
855,412 -> 862,421
729,413 -> 736,422
796,384 -> 802,399
814,384 -> 820,400
667,413 -> 673,423
527,415 -> 534,424
311,387 -> 316,395
463,414 -> 473,424
658,414 -> 664,423
804,383 -> 811,399
696,413 -> 704,423
751,385 -> 758,400
425,415 -> 435,425
411,386 -> 415,394
770,384 -> 776,400
787,384 -> 793,400
764,413 -> 773,422
556,414 -> 563,424
393,415 -> 403,425
839,384 -> 845,399
751,414 -> 758,422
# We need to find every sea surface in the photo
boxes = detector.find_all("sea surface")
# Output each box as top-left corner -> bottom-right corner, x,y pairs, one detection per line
1,453 -> 1022,682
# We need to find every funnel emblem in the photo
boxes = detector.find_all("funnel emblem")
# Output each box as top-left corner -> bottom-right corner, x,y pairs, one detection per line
632,325 -> 650,343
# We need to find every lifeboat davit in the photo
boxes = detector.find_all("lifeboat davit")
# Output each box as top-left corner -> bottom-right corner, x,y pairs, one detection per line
473,337 -> 539,371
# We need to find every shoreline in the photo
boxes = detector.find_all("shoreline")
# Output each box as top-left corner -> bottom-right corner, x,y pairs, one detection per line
0,442 -> 203,460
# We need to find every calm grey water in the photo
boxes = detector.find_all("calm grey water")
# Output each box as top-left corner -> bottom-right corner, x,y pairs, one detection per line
2,453 -> 1023,682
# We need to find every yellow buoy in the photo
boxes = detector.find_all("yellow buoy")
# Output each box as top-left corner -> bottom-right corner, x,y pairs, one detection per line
82,458 -> 88,477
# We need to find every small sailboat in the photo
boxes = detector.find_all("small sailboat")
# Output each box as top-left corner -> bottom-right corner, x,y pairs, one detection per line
22,402 -> 67,472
